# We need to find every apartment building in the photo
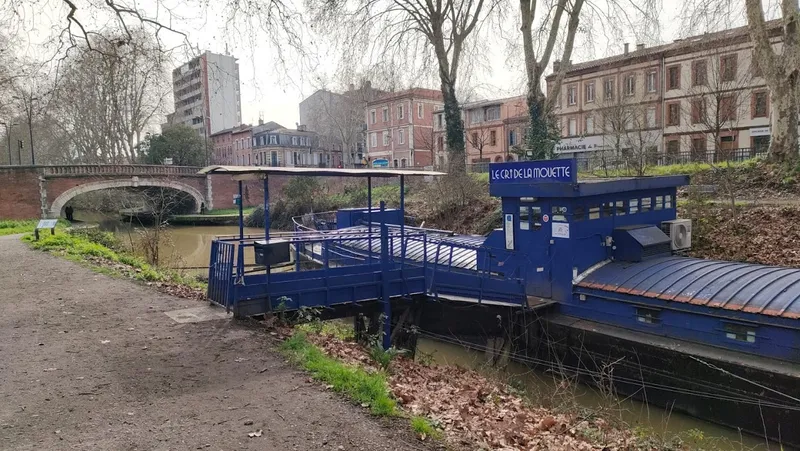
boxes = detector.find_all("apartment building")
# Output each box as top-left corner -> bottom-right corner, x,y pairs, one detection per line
171,51 -> 242,137
210,124 -> 254,165
299,81 -> 385,167
463,96 -> 527,163
548,22 -> 782,164
365,88 -> 444,168
251,122 -> 322,167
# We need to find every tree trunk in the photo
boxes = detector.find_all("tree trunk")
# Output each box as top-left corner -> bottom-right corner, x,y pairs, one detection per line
770,80 -> 799,162
441,81 -> 465,173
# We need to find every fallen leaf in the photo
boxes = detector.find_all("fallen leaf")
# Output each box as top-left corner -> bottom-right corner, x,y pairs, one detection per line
248,429 -> 263,438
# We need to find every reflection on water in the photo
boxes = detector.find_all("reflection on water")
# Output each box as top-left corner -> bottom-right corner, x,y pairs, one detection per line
416,337 -> 769,450
73,210 -> 264,273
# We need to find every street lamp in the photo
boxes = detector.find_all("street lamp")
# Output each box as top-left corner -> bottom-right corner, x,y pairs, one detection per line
0,121 -> 18,165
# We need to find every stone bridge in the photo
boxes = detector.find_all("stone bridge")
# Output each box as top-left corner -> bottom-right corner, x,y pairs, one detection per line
0,165 -> 285,219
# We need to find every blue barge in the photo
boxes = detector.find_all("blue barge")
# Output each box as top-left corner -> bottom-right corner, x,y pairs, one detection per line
201,161 -> 800,446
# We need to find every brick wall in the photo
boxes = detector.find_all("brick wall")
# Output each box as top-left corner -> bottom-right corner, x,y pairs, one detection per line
0,167 -> 42,219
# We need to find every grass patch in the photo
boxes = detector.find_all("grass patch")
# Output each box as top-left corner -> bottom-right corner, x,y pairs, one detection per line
206,207 -> 255,216
21,231 -> 205,290
0,219 -> 69,237
410,416 -> 442,440
281,332 -> 397,416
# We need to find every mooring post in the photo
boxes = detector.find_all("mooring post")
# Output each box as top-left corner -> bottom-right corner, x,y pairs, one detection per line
367,176 -> 373,264
379,201 -> 391,350
263,176 -> 270,241
400,174 -> 406,265
237,180 -> 244,241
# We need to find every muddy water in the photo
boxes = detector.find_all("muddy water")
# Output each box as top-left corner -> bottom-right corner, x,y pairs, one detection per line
72,210 -> 772,449
415,337 -> 770,450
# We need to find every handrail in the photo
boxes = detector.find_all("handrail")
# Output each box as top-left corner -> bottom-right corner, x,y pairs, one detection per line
40,164 -> 203,176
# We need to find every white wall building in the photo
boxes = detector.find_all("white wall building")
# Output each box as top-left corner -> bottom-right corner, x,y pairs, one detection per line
171,51 -> 242,138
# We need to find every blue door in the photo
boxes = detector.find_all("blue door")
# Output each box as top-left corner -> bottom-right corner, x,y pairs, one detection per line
519,200 -> 552,298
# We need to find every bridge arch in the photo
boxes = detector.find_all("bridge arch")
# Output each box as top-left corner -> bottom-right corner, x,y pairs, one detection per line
49,178 -> 206,218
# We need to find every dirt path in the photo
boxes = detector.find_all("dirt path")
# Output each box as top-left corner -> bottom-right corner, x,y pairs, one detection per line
0,235 -> 425,451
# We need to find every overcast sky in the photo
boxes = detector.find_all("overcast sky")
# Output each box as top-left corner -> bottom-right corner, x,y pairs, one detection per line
11,0 -> 699,130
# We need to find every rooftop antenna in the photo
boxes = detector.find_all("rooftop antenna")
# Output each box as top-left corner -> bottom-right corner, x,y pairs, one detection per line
225,42 -> 229,56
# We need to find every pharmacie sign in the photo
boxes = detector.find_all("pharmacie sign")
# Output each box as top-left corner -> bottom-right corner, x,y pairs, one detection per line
554,135 -> 606,154
489,159 -> 576,184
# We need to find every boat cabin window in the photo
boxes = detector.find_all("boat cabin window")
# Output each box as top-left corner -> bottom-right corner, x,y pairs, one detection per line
589,205 -> 600,220
665,194 -> 673,209
724,323 -> 756,343
615,200 -> 626,216
641,197 -> 652,213
629,199 -> 639,214
636,307 -> 661,324
551,206 -> 568,222
654,196 -> 664,210
520,206 -> 530,230
602,202 -> 614,218
573,206 -> 585,222
531,206 -> 543,230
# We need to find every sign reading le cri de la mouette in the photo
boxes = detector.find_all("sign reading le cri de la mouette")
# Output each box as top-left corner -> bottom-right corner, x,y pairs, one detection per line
489,159 -> 576,184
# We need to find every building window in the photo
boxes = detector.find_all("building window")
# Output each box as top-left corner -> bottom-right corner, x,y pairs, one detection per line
667,65 -> 681,90
666,102 -> 680,126
436,113 -> 444,130
666,139 -> 680,156
585,116 -> 594,134
724,323 -> 756,343
398,104 -> 405,119
692,137 -> 707,160
398,129 -> 405,144
636,308 -> 661,324
489,130 -> 497,146
382,131 -> 390,146
269,135 -> 277,145
401,158 -> 407,167
568,117 -> 577,136
753,91 -> 768,118
470,109 -> 483,124
720,54 -> 738,82
646,71 -> 657,92
370,110 -> 376,124
751,57 -> 762,77
393,159 -> 398,168
382,107 -> 388,122
371,133 -> 377,147
418,104 -> 423,118
693,60 -> 707,86
508,129 -> 516,146
603,78 -> 614,100
485,106 -> 501,121
753,135 -> 769,152
567,85 -> 577,105
625,74 -> 635,96
691,98 -> 705,124
585,82 -> 595,103
721,95 -> 737,121
292,136 -> 298,145
646,107 -> 656,128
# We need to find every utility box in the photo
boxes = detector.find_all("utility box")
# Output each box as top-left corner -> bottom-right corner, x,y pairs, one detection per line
613,225 -> 672,262
254,239 -> 290,266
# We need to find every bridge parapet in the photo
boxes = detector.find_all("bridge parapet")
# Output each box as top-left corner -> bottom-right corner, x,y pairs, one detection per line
42,164 -> 203,177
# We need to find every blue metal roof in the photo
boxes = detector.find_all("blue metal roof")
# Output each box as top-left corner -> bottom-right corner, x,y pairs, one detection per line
577,256 -> 800,319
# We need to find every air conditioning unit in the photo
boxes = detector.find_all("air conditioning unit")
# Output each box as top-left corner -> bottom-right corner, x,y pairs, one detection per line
661,219 -> 692,250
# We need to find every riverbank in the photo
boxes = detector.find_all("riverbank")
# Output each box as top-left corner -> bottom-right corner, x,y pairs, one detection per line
0,235 -> 426,450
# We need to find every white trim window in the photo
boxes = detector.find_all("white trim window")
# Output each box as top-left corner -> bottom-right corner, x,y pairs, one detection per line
567,86 -> 577,105
370,133 -> 377,148
398,128 -> 405,145
269,135 -> 277,145
646,107 -> 657,128
585,82 -> 595,103
417,103 -> 423,118
382,107 -> 388,122
646,71 -> 657,93
625,74 -> 635,96
585,116 -> 594,134
382,131 -> 390,146
370,110 -> 376,124
568,117 -> 577,136
398,105 -> 405,120
291,136 -> 298,145
485,106 -> 501,121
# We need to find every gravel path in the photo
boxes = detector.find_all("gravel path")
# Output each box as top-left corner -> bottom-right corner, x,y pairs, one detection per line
0,235 -> 425,451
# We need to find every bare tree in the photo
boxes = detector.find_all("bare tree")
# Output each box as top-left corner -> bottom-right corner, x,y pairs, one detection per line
467,126 -> 492,162
517,0 -> 660,160
307,0 -> 502,172
682,0 -> 799,162
596,96 -> 659,176
50,29 -> 170,163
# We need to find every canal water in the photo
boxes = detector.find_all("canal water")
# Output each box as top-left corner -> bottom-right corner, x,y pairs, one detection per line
72,210 -> 772,449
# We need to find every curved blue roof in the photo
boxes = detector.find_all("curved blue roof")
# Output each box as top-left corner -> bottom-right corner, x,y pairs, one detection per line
577,256 -> 800,319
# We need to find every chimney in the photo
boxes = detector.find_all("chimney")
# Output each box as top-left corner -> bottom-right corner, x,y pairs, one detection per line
553,60 -> 561,72
258,118 -> 264,125
637,43 -> 645,51
624,43 -> 629,54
